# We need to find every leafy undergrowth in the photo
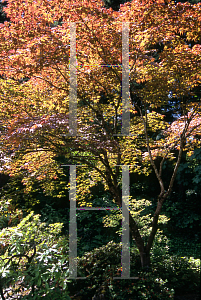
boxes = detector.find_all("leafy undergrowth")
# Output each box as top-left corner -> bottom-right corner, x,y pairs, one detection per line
0,212 -> 71,300
68,241 -> 200,300
0,211 -> 199,299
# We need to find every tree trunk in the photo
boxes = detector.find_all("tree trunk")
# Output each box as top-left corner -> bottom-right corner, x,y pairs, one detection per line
105,163 -> 160,271
107,174 -> 151,270
0,278 -> 5,300
140,251 -> 151,270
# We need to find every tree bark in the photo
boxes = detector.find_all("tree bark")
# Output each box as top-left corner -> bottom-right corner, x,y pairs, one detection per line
0,278 -> 5,300
140,251 -> 151,270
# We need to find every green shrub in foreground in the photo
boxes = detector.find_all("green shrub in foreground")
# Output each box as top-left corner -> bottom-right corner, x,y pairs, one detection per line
0,212 -> 70,299
0,212 -> 199,299
68,242 -> 174,299
151,254 -> 200,296
67,241 -> 200,299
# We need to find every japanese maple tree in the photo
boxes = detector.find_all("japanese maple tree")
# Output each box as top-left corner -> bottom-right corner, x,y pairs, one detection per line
0,0 -> 200,269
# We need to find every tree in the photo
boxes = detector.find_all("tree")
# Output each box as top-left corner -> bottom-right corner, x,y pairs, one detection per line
0,0 -> 200,269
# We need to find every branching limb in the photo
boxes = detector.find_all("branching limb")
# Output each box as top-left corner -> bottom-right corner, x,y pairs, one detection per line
136,102 -> 165,195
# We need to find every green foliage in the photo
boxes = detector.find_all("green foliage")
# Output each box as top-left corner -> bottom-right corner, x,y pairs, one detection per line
160,149 -> 201,258
77,209 -> 119,256
186,148 -> 201,192
76,184 -> 120,256
0,173 -> 200,299
125,148 -> 201,259
167,235 -> 201,259
0,198 -> 23,230
0,154 -> 70,213
67,239 -> 200,299
0,155 -> 71,235
0,175 -> 43,213
39,204 -> 69,232
0,212 -> 70,299
151,255 -> 200,296
103,197 -> 169,242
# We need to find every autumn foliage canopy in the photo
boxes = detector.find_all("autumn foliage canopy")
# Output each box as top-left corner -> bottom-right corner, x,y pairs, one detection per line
0,0 -> 200,268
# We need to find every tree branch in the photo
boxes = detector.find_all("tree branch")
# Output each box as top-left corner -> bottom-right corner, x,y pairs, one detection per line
136,102 -> 165,194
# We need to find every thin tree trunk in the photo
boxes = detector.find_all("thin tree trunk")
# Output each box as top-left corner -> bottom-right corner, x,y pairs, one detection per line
0,278 -> 5,300
140,251 -> 151,270
103,112 -> 188,270
145,196 -> 164,254
105,158 -> 151,269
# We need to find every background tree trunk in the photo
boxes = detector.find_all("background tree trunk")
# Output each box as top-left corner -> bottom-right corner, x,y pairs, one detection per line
140,251 -> 151,270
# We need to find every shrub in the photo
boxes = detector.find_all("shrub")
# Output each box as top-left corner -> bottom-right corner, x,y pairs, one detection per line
68,241 -> 175,299
151,255 -> 200,296
67,238 -> 200,299
0,212 -> 70,299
